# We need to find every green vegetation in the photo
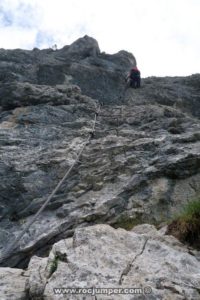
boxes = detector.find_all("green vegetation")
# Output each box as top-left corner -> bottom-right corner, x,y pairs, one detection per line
167,198 -> 200,249
48,251 -> 68,278
48,255 -> 59,277
182,200 -> 200,217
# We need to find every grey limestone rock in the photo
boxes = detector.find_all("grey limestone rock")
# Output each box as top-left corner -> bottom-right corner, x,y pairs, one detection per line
9,224 -> 200,300
0,36 -> 200,272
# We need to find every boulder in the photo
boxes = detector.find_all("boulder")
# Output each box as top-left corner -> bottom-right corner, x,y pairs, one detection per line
60,35 -> 101,59
24,224 -> 200,299
0,267 -> 28,300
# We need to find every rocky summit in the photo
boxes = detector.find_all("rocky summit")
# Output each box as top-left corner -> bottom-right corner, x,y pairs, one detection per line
0,35 -> 200,299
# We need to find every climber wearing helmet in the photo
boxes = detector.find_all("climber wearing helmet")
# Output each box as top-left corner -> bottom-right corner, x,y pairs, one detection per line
126,66 -> 141,88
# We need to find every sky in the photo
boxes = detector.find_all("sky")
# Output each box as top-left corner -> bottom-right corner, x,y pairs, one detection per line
0,0 -> 199,77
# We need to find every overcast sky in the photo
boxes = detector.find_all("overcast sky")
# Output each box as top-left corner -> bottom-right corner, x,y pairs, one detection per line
0,0 -> 199,77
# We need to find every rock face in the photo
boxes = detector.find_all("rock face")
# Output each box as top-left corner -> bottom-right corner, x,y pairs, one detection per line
1,224 -> 200,299
0,35 -> 200,277
0,35 -> 136,106
61,35 -> 101,58
0,267 -> 28,299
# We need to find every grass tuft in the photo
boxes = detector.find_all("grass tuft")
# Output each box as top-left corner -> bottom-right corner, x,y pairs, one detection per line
167,198 -> 200,249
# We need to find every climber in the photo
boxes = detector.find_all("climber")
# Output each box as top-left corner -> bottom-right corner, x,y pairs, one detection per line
126,66 -> 141,88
